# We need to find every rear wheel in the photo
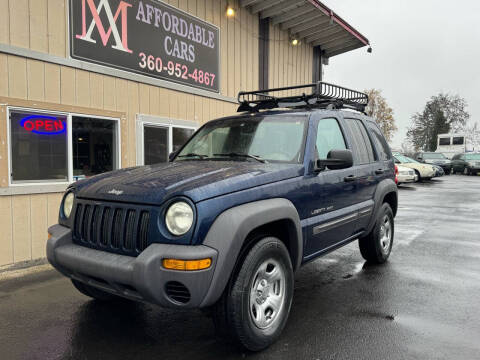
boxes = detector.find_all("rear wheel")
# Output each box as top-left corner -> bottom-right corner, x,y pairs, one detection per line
213,237 -> 294,351
359,203 -> 394,264
72,279 -> 119,302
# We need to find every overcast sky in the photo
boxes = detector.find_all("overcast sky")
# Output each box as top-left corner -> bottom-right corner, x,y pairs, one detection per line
320,0 -> 480,148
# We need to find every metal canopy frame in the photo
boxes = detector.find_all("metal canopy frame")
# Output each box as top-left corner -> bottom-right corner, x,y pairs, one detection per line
240,0 -> 370,58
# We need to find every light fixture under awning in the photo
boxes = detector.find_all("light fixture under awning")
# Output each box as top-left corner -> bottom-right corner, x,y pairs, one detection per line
241,0 -> 370,58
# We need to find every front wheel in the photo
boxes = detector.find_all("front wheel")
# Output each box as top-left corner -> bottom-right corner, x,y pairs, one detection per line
464,167 -> 471,175
359,203 -> 394,264
414,169 -> 421,182
213,237 -> 294,351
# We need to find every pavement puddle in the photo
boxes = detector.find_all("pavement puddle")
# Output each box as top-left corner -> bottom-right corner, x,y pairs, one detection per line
395,314 -> 480,351
395,227 -> 425,247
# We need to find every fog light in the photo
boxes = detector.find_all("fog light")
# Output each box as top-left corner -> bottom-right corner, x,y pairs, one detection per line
163,258 -> 212,271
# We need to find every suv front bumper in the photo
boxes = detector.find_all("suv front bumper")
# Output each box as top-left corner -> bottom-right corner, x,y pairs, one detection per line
47,224 -> 218,308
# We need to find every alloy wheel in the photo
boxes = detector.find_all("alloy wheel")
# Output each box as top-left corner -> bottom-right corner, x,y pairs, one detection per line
379,215 -> 392,254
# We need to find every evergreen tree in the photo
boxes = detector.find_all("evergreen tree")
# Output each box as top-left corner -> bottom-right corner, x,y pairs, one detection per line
407,94 -> 469,151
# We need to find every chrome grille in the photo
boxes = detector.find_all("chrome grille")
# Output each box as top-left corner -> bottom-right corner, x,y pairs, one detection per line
73,201 -> 151,256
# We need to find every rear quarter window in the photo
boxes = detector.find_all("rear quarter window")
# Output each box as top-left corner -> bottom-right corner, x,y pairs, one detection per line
345,118 -> 376,164
367,122 -> 392,161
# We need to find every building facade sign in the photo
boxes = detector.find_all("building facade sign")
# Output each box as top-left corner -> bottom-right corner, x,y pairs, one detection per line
70,0 -> 220,92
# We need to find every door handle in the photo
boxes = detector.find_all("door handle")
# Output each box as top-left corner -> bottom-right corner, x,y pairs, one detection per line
344,175 -> 357,182
375,169 -> 385,175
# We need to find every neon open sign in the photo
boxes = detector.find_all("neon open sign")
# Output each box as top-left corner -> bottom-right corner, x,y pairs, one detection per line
20,115 -> 66,135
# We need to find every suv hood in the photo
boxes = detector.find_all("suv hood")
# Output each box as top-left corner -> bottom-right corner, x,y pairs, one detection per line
74,161 -> 304,205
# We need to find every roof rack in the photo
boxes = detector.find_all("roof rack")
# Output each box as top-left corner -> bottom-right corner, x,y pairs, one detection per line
237,82 -> 369,113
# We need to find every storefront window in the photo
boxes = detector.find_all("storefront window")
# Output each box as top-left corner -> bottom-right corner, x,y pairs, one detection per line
72,117 -> 117,180
141,122 -> 196,165
9,109 -> 120,185
10,111 -> 68,182
173,127 -> 195,152
144,125 -> 169,165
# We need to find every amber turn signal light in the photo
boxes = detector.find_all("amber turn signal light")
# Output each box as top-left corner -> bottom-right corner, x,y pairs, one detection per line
162,258 -> 212,271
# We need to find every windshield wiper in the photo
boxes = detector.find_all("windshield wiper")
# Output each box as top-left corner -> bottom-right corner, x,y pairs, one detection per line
214,152 -> 268,163
177,153 -> 209,159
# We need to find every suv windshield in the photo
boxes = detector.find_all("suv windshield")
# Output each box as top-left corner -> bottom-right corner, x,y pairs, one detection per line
465,153 -> 480,160
176,115 -> 307,163
423,153 -> 447,159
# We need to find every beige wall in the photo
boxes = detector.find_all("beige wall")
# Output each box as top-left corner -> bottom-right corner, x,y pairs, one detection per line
0,0 -> 314,267
268,23 -> 314,96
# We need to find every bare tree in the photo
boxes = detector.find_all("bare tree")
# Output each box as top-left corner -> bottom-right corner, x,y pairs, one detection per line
407,93 -> 469,151
364,89 -> 397,142
400,140 -> 415,157
465,121 -> 480,151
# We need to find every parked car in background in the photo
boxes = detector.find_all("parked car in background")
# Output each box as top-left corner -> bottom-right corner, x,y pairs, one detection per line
451,153 -> 480,175
433,165 -> 445,177
392,153 -> 436,181
415,152 -> 451,174
397,165 -> 418,184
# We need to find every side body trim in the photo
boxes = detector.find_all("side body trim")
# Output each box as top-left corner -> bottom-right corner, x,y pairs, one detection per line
312,212 -> 357,234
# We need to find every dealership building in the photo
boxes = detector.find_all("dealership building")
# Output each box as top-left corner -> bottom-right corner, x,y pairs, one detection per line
0,0 -> 369,268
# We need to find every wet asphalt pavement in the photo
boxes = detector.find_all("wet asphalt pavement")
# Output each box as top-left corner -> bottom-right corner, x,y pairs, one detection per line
1,175 -> 480,360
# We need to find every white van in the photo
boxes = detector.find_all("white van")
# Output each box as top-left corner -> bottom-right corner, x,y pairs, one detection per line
436,133 -> 466,159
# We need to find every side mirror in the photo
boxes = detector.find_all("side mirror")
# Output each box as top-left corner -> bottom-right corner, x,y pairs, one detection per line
168,151 -> 177,161
316,149 -> 353,171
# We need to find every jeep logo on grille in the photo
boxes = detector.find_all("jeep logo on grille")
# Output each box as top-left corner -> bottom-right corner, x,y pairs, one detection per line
107,189 -> 124,195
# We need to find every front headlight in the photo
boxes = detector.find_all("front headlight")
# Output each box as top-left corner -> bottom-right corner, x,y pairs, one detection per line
63,192 -> 75,218
165,201 -> 194,236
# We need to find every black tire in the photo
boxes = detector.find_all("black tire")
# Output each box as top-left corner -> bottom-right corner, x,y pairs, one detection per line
359,203 -> 394,264
213,237 -> 294,351
414,169 -> 421,182
72,279 -> 120,302
464,167 -> 471,176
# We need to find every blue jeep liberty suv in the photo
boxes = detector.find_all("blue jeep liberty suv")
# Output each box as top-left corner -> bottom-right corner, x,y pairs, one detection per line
47,82 -> 398,351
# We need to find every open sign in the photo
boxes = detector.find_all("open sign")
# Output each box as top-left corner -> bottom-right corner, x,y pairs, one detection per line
20,115 -> 66,135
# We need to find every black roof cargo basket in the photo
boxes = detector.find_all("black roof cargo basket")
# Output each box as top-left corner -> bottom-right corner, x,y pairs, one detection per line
237,82 -> 369,113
